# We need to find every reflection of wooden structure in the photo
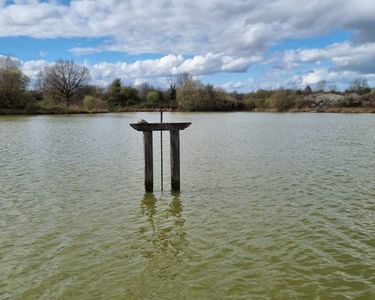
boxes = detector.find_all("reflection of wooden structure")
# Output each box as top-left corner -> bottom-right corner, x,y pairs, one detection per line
130,122 -> 191,192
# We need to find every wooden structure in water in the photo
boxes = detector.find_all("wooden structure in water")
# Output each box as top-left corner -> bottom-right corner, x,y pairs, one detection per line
130,122 -> 191,192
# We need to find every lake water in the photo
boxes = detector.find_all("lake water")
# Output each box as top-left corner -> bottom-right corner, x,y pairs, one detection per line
1,112 -> 374,299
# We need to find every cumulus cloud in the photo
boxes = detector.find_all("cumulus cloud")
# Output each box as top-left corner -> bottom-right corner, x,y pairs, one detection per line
294,68 -> 375,90
176,53 -> 261,74
283,42 -> 375,73
0,55 -> 46,83
221,68 -> 375,92
10,53 -> 375,91
2,1 -> 375,91
14,52 -> 257,86
220,62 -> 375,92
21,59 -> 48,79
87,53 -> 259,85
1,0 -> 375,57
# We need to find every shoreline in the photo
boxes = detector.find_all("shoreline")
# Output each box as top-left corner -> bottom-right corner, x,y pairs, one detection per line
1,106 -> 375,116
0,107 -> 177,116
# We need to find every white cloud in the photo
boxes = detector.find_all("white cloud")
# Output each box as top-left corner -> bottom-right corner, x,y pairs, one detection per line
175,53 -> 259,75
87,53 -> 257,85
13,52 -> 256,87
22,59 -> 48,79
13,51 -> 375,92
221,66 -> 375,92
1,0 -> 374,57
0,55 -> 47,82
2,1 -> 375,91
221,56 -> 261,72
283,42 -> 375,73
294,68 -> 375,90
70,47 -> 103,56
9,54 -> 375,92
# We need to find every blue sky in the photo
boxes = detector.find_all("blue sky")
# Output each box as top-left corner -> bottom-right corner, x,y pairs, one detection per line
1,0 -> 375,91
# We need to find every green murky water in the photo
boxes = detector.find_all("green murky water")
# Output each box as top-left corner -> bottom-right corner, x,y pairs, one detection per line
1,112 -> 374,299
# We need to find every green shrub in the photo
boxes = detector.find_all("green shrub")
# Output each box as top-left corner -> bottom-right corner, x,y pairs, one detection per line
243,96 -> 257,110
214,89 -> 240,111
268,89 -> 297,111
177,79 -> 207,111
176,80 -> 239,111
243,90 -> 274,110
146,91 -> 162,105
83,95 -> 107,112
126,99 -> 137,106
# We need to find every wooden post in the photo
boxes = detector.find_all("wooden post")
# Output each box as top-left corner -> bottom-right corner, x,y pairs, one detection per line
170,130 -> 180,191
130,122 -> 190,192
143,131 -> 153,192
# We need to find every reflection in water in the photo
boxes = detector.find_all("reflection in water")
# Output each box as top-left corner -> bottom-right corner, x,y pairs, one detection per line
167,192 -> 186,256
141,192 -> 157,234
140,192 -> 186,255
139,192 -> 187,288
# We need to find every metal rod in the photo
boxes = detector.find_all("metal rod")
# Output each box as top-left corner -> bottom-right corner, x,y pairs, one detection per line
160,111 -> 163,191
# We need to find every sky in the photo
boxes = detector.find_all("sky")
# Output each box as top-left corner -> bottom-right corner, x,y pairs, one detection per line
1,0 -> 375,92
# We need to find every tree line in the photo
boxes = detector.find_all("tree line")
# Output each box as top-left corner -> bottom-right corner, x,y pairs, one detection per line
0,55 -> 374,113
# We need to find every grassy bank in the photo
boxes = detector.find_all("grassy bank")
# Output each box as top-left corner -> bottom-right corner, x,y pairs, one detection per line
256,106 -> 375,113
0,105 -> 108,115
2,105 -> 375,115
1,88 -> 375,115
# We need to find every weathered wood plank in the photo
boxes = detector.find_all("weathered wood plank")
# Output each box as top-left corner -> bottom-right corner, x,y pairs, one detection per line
130,122 -> 191,132
130,121 -> 191,192
170,130 -> 180,191
143,131 -> 153,192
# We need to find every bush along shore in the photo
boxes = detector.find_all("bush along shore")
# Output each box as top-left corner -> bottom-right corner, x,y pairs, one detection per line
1,55 -> 375,115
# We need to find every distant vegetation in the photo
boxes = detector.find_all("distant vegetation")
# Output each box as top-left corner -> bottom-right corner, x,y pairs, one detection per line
1,55 -> 374,114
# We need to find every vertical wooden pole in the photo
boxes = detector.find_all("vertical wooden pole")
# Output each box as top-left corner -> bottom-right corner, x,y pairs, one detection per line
170,130 -> 180,191
143,131 -> 153,192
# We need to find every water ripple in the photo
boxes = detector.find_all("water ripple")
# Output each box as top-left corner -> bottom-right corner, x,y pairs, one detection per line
0,113 -> 374,299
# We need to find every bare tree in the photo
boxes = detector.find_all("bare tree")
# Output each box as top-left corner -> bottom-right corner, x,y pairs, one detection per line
349,78 -> 369,92
137,82 -> 154,100
167,73 -> 192,104
316,80 -> 326,92
39,59 -> 90,107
